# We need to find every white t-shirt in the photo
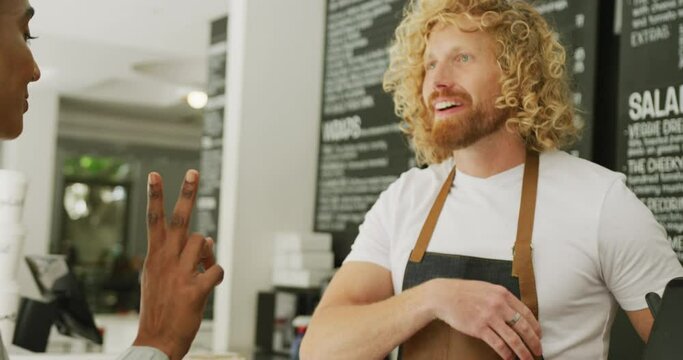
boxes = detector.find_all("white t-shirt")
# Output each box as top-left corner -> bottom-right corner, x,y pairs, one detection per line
345,150 -> 683,359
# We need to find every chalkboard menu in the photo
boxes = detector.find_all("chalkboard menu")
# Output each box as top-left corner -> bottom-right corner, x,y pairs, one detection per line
617,0 -> 683,263
195,16 -> 228,319
534,0 -> 599,159
315,0 -> 414,265
197,16 -> 228,246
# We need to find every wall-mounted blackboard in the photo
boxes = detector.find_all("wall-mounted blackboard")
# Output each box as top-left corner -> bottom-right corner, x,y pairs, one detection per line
616,0 -> 683,263
314,0 -> 414,265
197,16 -> 228,247
196,16 -> 228,319
534,0 -> 599,159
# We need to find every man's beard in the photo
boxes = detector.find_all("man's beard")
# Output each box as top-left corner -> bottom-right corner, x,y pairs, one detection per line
428,90 -> 509,151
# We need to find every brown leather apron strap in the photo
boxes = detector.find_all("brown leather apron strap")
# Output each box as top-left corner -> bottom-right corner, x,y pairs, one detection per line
512,150 -> 540,319
409,166 -> 456,262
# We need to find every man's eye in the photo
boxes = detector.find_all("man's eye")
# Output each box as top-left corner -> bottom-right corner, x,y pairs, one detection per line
458,54 -> 471,63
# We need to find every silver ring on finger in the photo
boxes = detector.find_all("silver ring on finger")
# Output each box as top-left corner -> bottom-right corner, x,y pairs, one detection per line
505,312 -> 521,327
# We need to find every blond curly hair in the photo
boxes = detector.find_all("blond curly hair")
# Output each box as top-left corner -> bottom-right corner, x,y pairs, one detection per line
383,0 -> 580,165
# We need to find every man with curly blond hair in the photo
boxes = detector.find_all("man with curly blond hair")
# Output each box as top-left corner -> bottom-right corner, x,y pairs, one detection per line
302,0 -> 683,359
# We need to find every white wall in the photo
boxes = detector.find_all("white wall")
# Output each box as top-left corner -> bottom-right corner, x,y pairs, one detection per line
1,89 -> 60,298
214,0 -> 326,353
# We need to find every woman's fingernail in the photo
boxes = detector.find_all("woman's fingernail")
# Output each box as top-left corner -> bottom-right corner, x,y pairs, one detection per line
148,172 -> 159,185
185,169 -> 198,183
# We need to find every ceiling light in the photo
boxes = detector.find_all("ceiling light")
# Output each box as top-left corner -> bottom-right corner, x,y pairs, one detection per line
187,91 -> 208,109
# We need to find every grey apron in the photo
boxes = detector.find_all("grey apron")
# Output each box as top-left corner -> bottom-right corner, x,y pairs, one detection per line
399,150 -> 542,360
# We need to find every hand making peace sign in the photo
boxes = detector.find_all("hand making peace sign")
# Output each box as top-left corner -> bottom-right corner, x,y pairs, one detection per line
133,169 -> 224,360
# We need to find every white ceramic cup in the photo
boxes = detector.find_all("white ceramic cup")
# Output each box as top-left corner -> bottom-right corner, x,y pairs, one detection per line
0,281 -> 20,348
0,170 -> 28,224
0,225 -> 25,281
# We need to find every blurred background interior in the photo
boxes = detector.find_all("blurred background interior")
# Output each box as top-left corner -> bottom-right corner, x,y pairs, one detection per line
1,0 -> 325,358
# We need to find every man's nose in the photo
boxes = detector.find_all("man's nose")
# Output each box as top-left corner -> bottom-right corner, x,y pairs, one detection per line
432,63 -> 454,90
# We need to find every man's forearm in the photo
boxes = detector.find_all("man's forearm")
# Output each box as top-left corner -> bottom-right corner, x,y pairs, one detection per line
301,282 -> 435,360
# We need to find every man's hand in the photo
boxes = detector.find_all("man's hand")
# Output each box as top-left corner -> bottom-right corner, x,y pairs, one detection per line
427,278 -> 543,360
133,170 -> 224,360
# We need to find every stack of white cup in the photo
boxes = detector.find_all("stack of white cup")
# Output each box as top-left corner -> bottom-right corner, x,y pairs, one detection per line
0,169 -> 27,348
